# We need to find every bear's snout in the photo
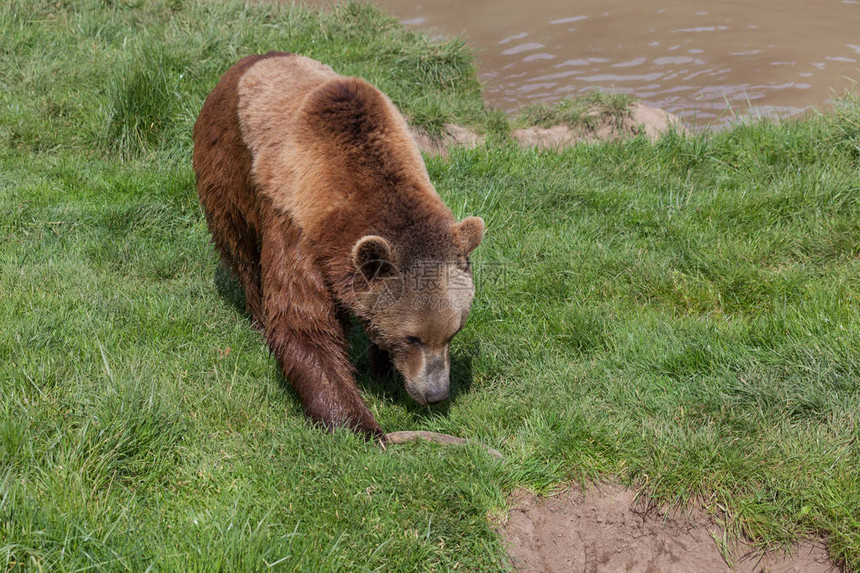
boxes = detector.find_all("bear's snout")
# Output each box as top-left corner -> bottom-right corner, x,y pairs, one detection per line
423,382 -> 449,405
422,354 -> 449,404
414,376 -> 449,406
404,350 -> 450,406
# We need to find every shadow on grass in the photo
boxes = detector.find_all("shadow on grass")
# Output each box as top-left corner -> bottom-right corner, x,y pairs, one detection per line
214,261 -> 247,319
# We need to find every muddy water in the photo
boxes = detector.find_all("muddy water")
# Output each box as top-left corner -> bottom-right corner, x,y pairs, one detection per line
371,0 -> 860,127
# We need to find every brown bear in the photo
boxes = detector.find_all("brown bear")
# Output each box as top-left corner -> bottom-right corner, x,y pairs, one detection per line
192,52 -> 484,439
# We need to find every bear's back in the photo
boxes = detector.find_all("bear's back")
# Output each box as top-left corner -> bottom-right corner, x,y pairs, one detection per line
236,54 -> 339,160
235,54 -> 449,247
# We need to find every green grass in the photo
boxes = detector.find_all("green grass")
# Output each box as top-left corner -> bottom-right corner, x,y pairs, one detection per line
0,0 -> 485,159
1,1 -> 859,571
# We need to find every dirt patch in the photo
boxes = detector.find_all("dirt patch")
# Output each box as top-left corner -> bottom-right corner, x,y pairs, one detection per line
512,103 -> 686,149
502,484 -> 837,573
409,103 -> 686,156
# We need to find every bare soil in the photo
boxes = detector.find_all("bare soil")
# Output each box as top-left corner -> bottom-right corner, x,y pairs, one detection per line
501,484 -> 838,573
409,103 -> 685,156
511,102 -> 686,148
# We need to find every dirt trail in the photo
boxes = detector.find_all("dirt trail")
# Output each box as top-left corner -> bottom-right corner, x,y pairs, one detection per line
501,484 -> 837,573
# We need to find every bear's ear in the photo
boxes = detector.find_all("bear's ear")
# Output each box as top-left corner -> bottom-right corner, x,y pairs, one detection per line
352,235 -> 395,280
453,216 -> 485,257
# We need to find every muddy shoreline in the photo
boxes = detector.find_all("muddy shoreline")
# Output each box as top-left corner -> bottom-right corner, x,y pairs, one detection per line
409,101 -> 686,155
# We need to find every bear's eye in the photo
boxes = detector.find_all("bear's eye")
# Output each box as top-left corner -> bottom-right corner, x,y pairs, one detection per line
406,336 -> 423,346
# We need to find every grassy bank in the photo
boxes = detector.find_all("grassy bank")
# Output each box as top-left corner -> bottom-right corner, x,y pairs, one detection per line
1,0 -> 859,570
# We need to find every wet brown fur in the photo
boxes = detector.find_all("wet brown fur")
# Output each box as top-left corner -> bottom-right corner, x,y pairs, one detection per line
192,54 -> 482,438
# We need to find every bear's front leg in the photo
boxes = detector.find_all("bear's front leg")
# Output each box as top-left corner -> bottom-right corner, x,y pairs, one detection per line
260,213 -> 382,439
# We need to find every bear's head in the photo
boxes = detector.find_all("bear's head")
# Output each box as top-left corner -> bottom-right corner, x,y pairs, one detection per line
350,216 -> 484,405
